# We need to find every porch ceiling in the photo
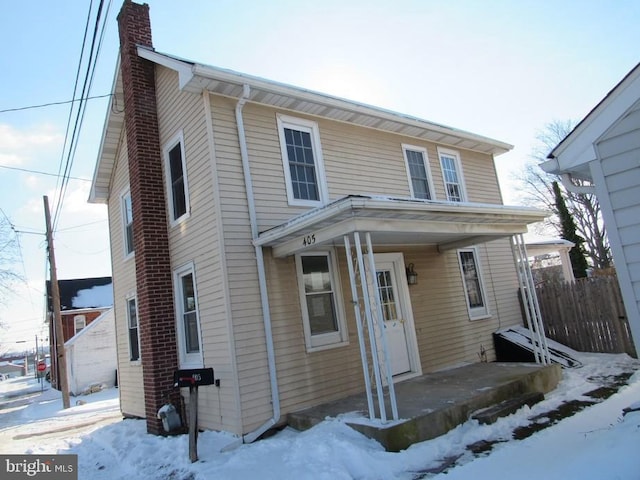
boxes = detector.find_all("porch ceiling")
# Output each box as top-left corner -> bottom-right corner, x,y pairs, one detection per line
256,195 -> 548,258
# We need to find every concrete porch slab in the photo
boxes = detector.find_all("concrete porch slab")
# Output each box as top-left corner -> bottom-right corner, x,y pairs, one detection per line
287,362 -> 562,452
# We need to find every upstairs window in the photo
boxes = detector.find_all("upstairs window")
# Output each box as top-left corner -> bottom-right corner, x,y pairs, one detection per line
295,250 -> 348,350
458,247 -> 489,319
121,190 -> 134,257
126,296 -> 140,362
438,147 -> 466,202
74,315 -> 86,335
403,145 -> 434,200
163,132 -> 190,224
277,115 -> 328,207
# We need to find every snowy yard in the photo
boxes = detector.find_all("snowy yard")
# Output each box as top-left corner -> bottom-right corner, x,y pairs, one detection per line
1,352 -> 639,480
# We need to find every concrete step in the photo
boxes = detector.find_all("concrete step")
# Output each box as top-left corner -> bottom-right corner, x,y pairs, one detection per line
472,391 -> 544,425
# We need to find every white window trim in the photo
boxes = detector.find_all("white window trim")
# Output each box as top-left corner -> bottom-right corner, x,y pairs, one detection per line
163,131 -> 191,226
73,315 -> 86,335
276,114 -> 329,207
174,262 -> 204,368
402,144 -> 436,200
457,247 -> 491,320
295,249 -> 348,351
437,147 -> 467,202
120,188 -> 134,260
125,294 -> 141,363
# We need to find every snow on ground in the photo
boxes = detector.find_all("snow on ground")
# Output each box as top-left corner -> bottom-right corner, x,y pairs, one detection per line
1,352 -> 639,480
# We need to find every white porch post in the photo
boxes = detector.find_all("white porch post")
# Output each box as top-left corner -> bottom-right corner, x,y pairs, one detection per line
353,232 -> 388,422
512,234 -> 551,364
343,234 -> 375,420
365,232 -> 399,421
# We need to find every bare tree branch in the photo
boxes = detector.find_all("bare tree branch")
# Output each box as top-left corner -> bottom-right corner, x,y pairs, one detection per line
513,120 -> 612,269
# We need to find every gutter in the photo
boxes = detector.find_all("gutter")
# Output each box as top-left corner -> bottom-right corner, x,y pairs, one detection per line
234,85 -> 281,443
541,156 -> 596,195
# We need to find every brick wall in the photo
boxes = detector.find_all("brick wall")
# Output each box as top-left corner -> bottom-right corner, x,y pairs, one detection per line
117,0 -> 179,435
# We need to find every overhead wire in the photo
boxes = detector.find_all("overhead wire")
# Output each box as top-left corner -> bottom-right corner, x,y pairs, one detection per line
52,0 -> 95,221
53,0 -> 113,231
0,94 -> 111,114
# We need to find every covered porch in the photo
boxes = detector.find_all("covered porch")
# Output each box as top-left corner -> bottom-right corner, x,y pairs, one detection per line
257,195 -> 551,431
287,361 -> 562,451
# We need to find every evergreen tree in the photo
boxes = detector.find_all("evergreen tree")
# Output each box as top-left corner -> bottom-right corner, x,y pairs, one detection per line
552,181 -> 589,278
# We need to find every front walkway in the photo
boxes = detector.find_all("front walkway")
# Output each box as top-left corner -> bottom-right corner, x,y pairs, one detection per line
288,362 -> 562,451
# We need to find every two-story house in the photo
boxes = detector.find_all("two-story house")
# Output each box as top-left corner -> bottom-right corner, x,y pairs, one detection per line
90,1 -> 547,441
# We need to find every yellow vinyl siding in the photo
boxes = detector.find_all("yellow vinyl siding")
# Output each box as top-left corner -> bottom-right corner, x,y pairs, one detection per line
208,95 -> 273,433
154,69 -> 242,433
239,103 -> 503,232
208,96 -> 520,428
107,130 -> 145,419
139,78 -> 521,432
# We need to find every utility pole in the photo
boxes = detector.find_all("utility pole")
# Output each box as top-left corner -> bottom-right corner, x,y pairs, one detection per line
43,195 -> 70,409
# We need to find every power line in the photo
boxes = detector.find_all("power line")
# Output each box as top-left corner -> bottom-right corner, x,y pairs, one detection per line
0,94 -> 112,114
53,0 -> 113,231
0,164 -> 91,182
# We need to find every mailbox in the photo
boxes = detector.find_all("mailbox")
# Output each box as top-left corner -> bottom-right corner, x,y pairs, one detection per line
173,368 -> 215,388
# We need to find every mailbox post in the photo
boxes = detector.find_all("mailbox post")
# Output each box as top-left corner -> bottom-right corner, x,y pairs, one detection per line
173,368 -> 215,462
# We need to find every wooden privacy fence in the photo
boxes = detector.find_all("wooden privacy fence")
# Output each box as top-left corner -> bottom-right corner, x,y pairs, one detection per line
534,275 -> 637,357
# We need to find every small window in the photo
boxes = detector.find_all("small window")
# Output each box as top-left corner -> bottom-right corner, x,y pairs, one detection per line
438,147 -> 466,202
174,263 -> 203,367
458,247 -> 489,319
277,115 -> 328,207
163,132 -> 190,224
74,315 -> 86,335
295,251 -> 348,350
403,144 -> 434,200
126,296 -> 140,361
121,190 -> 134,257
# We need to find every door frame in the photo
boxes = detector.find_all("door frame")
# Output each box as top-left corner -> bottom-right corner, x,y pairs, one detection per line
374,252 -> 422,382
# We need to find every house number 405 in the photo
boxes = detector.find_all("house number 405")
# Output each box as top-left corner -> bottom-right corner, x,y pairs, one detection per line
303,234 -> 316,246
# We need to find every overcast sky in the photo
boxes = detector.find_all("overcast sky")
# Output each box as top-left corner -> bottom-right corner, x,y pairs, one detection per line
1,0 -> 638,350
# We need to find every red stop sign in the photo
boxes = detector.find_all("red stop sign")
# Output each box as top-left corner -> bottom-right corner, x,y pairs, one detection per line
37,362 -> 46,372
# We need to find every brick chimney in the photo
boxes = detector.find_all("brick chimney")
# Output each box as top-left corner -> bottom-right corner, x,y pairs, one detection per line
117,0 -> 179,435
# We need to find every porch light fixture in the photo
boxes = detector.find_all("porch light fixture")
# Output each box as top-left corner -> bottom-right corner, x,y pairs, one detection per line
406,263 -> 418,285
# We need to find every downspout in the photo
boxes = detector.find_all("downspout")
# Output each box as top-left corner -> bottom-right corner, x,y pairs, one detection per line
235,84 -> 281,443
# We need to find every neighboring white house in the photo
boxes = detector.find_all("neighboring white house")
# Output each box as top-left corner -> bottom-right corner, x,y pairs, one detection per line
541,62 -> 640,358
64,308 -> 117,396
526,239 -> 575,283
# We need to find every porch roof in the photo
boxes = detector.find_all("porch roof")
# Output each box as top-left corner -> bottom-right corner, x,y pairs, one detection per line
256,195 -> 548,257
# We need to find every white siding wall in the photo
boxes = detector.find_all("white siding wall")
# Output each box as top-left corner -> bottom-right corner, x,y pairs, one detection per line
595,102 -> 640,350
65,309 -> 117,396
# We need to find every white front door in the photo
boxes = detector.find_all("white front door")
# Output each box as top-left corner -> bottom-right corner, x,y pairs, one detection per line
374,254 -> 417,377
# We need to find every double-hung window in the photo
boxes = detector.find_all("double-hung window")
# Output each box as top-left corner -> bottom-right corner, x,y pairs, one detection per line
126,296 -> 140,361
295,250 -> 347,350
174,263 -> 203,367
438,147 -> 466,202
457,247 -> 489,319
277,115 -> 328,207
163,132 -> 190,224
403,144 -> 434,200
121,190 -> 134,257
